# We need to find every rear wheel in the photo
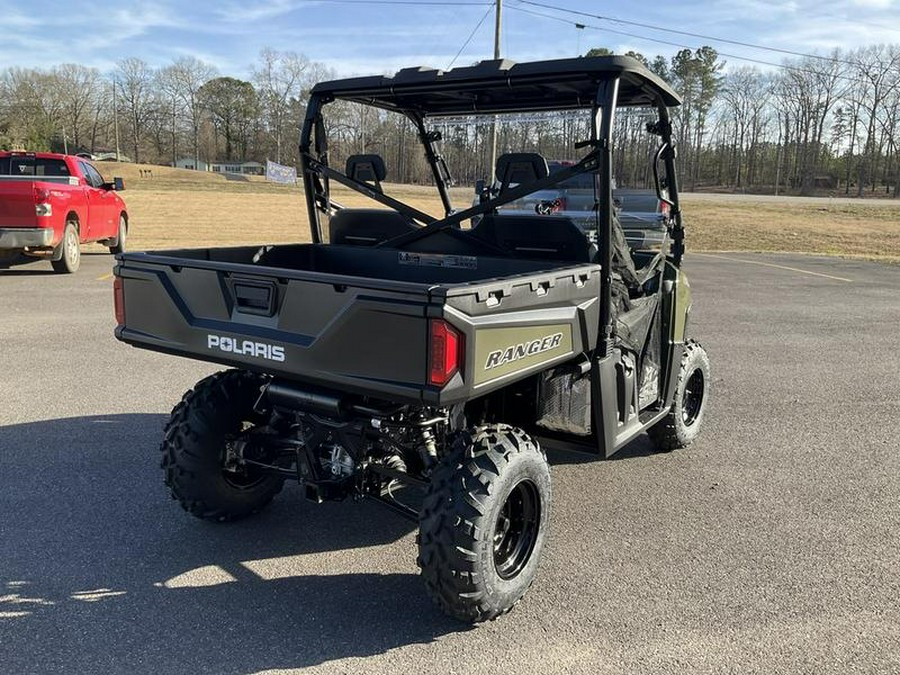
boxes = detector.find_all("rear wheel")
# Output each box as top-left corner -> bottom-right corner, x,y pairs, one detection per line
109,215 -> 127,255
418,424 -> 551,622
51,223 -> 80,274
160,370 -> 284,521
649,340 -> 710,451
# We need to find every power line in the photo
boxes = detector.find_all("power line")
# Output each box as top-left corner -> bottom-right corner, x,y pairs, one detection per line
514,0 -> 856,67
323,1 -> 490,4
448,5 -> 495,69
507,5 -> 860,84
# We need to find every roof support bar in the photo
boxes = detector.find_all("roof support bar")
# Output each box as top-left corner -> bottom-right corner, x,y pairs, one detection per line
300,94 -> 326,243
594,77 -> 619,358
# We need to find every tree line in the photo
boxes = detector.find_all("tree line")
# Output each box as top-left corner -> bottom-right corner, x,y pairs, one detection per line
1,44 -> 898,197
0,49 -> 332,169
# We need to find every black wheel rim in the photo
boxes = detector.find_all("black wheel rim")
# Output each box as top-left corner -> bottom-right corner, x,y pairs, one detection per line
221,421 -> 268,489
493,479 -> 541,580
681,369 -> 705,427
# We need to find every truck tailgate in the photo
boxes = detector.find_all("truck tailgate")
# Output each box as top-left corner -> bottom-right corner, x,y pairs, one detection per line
0,182 -> 38,227
116,254 -> 432,403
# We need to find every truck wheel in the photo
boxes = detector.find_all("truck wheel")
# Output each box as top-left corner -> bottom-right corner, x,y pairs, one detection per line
649,340 -> 710,451
418,424 -> 551,622
109,216 -> 127,255
51,223 -> 80,274
160,370 -> 284,521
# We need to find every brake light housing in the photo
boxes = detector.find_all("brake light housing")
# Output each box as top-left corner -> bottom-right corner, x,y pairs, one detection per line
34,187 -> 52,216
429,319 -> 461,387
113,276 -> 125,326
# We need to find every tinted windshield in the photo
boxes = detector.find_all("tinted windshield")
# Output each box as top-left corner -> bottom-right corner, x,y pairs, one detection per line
0,156 -> 70,177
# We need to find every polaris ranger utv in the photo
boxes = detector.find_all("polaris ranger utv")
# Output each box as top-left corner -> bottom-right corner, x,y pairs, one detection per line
113,55 -> 709,622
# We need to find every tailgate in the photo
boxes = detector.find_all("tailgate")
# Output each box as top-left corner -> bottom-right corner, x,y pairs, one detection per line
115,254 -> 433,403
0,181 -> 38,227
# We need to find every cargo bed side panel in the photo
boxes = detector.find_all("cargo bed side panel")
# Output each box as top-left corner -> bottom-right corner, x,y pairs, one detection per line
432,265 -> 601,405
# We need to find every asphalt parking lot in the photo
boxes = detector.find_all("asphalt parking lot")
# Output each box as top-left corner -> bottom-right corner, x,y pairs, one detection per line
1,251 -> 898,674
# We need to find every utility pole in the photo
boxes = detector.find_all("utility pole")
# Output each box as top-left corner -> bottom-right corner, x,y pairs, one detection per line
493,0 -> 502,61
489,0 -> 502,182
112,80 -> 121,162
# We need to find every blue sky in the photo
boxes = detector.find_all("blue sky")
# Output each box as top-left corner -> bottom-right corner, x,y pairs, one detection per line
1,0 -> 897,78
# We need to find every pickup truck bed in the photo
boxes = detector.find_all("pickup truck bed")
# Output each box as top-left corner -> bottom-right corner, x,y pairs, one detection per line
116,243 -> 601,405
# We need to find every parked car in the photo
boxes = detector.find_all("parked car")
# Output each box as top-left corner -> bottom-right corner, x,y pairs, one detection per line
0,152 -> 128,273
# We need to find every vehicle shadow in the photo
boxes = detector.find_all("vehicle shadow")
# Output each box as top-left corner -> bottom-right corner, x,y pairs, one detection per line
0,414 -> 467,674
0,251 -> 113,275
543,433 -> 660,465
0,267 -> 57,276
0,255 -> 54,275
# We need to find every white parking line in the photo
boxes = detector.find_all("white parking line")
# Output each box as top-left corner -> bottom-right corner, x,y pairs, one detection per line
693,253 -> 854,282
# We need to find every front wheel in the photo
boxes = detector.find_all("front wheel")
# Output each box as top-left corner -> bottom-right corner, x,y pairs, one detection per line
160,370 -> 284,521
51,223 -> 80,274
649,340 -> 710,451
109,216 -> 127,255
418,424 -> 551,622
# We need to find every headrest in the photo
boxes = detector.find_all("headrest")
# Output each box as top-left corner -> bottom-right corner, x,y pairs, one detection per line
346,154 -> 387,183
496,153 -> 549,188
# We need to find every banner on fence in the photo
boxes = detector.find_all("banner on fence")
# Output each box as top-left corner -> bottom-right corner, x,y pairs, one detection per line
265,160 -> 297,185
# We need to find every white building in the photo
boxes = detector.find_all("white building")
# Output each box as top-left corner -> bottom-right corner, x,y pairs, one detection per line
173,158 -> 265,175
209,160 -> 264,176
174,158 -> 209,171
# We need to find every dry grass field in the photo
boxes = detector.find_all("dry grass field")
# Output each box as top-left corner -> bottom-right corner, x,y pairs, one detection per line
684,196 -> 900,262
93,162 -> 900,262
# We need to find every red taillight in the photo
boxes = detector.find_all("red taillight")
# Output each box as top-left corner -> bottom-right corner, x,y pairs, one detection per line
552,197 -> 566,213
660,201 -> 670,217
429,319 -> 461,387
113,277 -> 125,326
34,187 -> 51,203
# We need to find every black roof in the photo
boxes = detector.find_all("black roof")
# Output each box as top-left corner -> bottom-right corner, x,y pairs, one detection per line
311,55 -> 681,116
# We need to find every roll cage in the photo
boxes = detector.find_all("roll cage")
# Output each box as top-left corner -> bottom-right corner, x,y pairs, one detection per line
299,55 -> 684,358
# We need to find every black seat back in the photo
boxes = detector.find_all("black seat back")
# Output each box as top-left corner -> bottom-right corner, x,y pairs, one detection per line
472,214 -> 596,263
495,152 -> 549,195
346,154 -> 387,193
329,208 -> 417,246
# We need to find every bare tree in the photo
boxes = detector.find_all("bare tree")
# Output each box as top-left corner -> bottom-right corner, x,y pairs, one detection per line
850,45 -> 900,195
252,49 -> 315,164
159,57 -> 217,166
720,68 -> 771,188
115,58 -> 157,163
54,64 -> 103,150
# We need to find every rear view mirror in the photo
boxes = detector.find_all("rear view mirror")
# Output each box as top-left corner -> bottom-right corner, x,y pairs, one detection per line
113,176 -> 125,191
475,179 -> 486,194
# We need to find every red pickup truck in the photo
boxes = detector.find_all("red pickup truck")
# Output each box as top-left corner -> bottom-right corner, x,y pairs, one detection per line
0,152 -> 128,273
